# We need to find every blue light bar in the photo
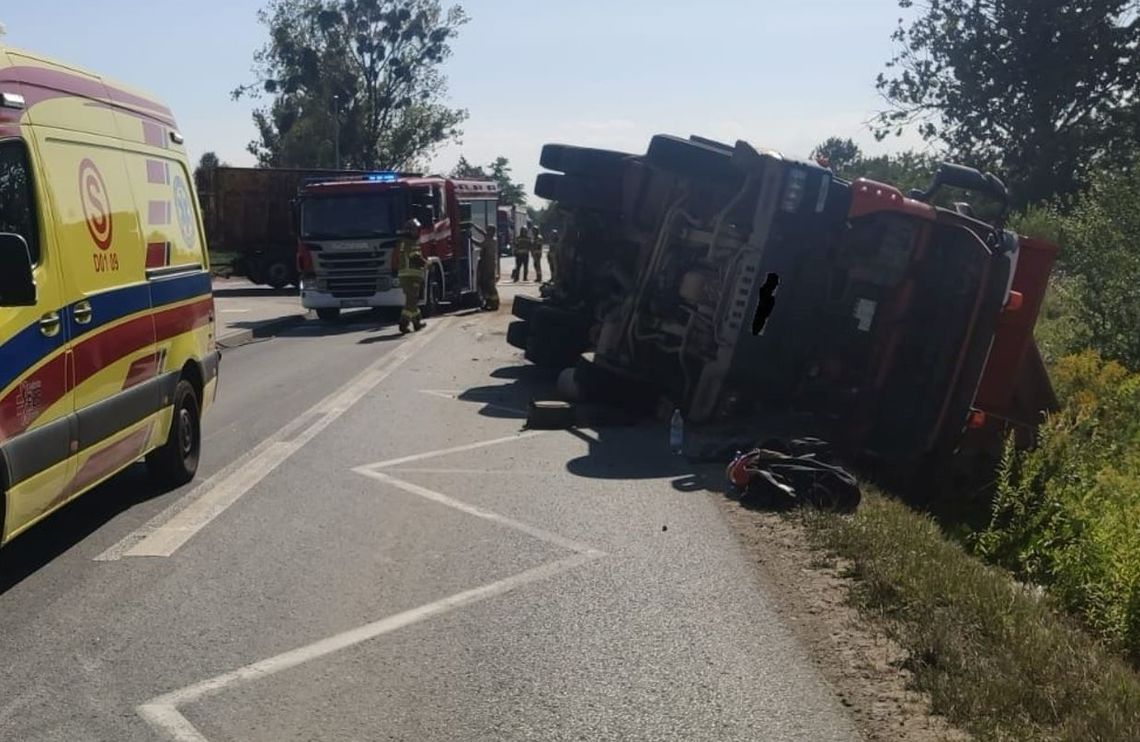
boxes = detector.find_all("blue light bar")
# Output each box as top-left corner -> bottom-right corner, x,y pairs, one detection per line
363,171 -> 399,182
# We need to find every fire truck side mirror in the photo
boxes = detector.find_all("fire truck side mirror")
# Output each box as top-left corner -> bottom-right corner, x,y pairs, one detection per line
458,203 -> 472,225
290,197 -> 302,236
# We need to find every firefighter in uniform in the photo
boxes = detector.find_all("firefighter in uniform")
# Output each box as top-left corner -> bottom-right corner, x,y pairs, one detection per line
529,225 -> 545,283
512,227 -> 531,282
471,223 -> 499,310
397,218 -> 427,333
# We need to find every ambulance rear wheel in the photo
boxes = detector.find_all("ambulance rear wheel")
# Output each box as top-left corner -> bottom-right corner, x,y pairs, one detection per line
147,380 -> 201,489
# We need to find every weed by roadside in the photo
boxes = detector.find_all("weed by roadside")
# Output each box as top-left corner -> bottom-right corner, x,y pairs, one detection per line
806,491 -> 1140,742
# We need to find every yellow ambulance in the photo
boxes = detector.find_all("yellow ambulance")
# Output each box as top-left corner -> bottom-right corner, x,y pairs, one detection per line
0,46 -> 218,546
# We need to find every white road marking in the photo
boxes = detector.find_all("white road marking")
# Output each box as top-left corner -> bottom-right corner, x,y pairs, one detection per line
355,468 -> 603,555
219,309 -> 250,313
137,432 -> 604,742
384,467 -> 566,475
364,430 -> 548,471
419,388 -> 529,416
95,318 -> 453,561
137,551 -> 601,742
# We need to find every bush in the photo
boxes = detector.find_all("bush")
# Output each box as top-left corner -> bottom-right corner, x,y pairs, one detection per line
975,351 -> 1140,661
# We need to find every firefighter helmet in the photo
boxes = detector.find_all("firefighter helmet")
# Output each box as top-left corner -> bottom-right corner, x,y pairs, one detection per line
402,218 -> 422,235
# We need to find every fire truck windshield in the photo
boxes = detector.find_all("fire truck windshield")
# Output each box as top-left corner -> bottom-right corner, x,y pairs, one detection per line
301,192 -> 399,240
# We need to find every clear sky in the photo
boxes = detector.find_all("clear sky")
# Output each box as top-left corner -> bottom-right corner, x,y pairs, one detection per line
1,1 -> 924,206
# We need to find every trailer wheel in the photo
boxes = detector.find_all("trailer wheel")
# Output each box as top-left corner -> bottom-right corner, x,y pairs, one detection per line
534,173 -> 623,214
507,320 -> 530,350
512,295 -> 542,322
264,259 -> 292,289
646,134 -> 740,182
540,144 -> 635,178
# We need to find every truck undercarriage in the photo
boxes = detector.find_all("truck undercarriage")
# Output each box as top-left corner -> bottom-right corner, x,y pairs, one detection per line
508,134 -> 1059,471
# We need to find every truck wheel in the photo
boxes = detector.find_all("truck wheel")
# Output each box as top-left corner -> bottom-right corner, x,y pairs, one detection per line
512,295 -> 542,322
146,380 -> 201,489
524,307 -> 591,368
265,260 -> 292,289
540,144 -> 634,178
534,173 -> 623,214
646,134 -> 740,182
423,268 -> 443,317
316,308 -> 341,322
574,353 -> 659,412
507,320 -> 530,350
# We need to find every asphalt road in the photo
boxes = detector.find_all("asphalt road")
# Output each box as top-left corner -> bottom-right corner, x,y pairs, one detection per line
0,281 -> 860,742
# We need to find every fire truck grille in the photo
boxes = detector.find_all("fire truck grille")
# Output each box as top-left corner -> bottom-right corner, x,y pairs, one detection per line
316,251 -> 392,298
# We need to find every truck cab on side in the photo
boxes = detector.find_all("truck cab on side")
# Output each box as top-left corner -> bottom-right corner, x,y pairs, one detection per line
0,45 -> 217,546
295,173 -> 499,321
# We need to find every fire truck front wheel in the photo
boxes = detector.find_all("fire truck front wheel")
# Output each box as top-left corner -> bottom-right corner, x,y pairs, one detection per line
423,268 -> 443,317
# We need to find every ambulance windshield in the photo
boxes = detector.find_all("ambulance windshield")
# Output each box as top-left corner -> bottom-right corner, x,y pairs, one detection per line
301,192 -> 399,240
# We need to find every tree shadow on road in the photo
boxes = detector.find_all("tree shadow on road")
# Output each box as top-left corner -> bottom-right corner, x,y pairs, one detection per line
0,464 -> 166,595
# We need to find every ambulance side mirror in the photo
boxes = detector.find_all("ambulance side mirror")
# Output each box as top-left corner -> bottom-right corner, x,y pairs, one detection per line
0,233 -> 36,307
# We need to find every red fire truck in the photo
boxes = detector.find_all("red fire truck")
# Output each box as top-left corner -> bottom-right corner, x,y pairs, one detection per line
295,172 -> 500,321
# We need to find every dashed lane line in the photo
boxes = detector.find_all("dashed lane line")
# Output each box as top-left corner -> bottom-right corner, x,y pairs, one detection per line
94,318 -> 453,561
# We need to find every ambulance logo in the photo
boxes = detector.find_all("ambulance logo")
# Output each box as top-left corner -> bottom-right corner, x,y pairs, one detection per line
79,158 -> 113,250
173,175 -> 195,249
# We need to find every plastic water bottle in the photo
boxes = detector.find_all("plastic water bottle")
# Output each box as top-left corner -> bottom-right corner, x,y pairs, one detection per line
669,408 -> 684,456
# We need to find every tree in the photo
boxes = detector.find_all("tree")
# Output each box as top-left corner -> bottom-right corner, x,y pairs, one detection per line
450,155 -> 526,205
193,151 -> 227,195
235,0 -> 469,170
811,138 -> 938,195
811,137 -> 862,173
874,0 -> 1140,207
488,156 -> 525,206
450,155 -> 485,178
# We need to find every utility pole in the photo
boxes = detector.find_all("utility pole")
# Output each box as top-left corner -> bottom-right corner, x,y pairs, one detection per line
332,95 -> 340,170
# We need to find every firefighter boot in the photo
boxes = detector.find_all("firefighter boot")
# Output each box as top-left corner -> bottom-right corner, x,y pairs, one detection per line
413,316 -> 426,332
399,317 -> 411,334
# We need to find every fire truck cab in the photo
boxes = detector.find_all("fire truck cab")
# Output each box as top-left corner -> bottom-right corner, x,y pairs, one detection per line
295,172 -> 499,321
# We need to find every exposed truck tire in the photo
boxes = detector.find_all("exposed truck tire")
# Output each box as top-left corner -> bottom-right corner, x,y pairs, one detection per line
524,306 -> 592,368
507,320 -> 530,350
646,134 -> 739,182
540,144 -> 634,178
512,295 -> 542,322
146,380 -> 201,489
534,173 -> 623,214
264,259 -> 293,290
574,353 -> 659,412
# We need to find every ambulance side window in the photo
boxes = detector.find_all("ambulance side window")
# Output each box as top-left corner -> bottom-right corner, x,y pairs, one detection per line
0,141 -> 40,264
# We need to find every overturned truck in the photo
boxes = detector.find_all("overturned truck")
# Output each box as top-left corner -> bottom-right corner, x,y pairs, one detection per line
507,134 -> 1058,470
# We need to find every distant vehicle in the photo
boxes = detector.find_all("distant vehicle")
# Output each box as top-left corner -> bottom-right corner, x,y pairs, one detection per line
295,172 -> 500,321
497,204 -> 532,256
0,45 -> 217,546
198,166 -> 367,289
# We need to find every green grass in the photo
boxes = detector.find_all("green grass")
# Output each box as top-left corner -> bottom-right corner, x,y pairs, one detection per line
805,491 -> 1140,742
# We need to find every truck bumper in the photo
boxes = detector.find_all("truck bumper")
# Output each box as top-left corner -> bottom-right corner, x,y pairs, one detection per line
300,287 -> 408,310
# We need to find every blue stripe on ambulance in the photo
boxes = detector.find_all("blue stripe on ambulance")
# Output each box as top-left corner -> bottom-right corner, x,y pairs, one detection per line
0,271 -> 214,394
